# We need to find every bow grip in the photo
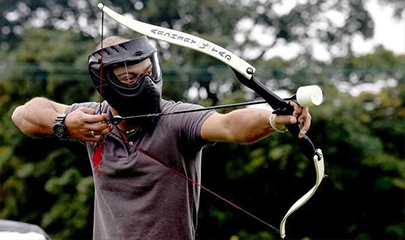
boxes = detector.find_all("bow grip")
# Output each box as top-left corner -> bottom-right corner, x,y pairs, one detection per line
271,101 -> 316,161
272,104 -> 316,161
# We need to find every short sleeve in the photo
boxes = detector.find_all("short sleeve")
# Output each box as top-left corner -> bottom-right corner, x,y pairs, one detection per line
65,101 -> 109,115
161,101 -> 215,146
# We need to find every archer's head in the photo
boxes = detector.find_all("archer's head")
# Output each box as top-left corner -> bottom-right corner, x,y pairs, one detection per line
88,36 -> 163,122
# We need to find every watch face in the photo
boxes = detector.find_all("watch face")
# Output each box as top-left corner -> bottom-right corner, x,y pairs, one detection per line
53,124 -> 65,138
53,114 -> 68,139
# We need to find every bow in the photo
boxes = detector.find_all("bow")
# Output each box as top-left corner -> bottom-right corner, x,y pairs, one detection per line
97,3 -> 325,238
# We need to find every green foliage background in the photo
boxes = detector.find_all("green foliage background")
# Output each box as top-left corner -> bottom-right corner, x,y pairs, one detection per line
0,0 -> 404,239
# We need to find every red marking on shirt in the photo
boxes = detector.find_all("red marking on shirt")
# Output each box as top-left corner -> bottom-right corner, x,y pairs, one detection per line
92,143 -> 104,176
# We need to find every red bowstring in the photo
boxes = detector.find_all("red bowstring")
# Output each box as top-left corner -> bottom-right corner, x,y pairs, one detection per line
132,144 -> 279,233
98,11 -> 104,115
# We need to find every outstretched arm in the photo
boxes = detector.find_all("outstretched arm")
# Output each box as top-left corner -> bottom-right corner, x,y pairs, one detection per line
201,101 -> 311,143
12,97 -> 111,141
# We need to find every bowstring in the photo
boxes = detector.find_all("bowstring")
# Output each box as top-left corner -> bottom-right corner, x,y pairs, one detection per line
135,143 -> 280,233
124,62 -> 130,84
99,11 -> 104,115
96,9 -> 105,149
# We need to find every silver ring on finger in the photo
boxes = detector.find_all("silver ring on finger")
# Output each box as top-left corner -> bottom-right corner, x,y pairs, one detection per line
91,130 -> 95,137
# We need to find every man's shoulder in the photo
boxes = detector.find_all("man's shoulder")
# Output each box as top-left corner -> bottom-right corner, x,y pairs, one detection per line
161,99 -> 204,113
65,101 -> 110,114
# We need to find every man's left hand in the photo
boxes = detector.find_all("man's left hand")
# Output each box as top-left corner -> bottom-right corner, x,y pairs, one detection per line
272,101 -> 311,138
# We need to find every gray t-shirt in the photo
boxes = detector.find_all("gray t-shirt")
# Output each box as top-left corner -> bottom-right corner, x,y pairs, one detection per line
65,100 -> 215,240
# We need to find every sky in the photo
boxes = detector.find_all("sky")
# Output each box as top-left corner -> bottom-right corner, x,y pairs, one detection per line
351,0 -> 404,55
221,0 -> 404,105
5,0 -> 402,59
248,0 -> 404,61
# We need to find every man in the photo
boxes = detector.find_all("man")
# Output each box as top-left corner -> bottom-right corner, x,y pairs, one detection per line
12,36 -> 311,240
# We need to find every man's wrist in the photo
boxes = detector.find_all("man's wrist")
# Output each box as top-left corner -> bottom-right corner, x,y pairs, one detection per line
269,114 -> 288,133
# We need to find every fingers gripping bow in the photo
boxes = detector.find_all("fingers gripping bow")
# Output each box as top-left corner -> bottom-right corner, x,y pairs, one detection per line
97,3 -> 325,238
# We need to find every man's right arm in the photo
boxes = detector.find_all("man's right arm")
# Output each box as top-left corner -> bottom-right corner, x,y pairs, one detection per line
11,97 -> 111,141
12,97 -> 68,137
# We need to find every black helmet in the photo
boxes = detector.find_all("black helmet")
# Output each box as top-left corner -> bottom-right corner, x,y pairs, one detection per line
88,36 -> 162,125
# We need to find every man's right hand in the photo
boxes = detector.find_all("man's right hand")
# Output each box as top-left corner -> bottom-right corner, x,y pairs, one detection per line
65,107 -> 112,142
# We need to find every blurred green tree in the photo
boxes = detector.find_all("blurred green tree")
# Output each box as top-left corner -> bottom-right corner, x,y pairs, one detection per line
0,28 -> 96,239
0,0 -> 403,239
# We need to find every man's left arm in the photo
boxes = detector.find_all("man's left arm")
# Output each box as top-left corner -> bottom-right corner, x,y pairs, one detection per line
201,102 -> 311,143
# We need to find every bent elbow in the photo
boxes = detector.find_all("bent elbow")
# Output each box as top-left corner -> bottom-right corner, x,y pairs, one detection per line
11,105 -> 35,136
11,106 -> 23,126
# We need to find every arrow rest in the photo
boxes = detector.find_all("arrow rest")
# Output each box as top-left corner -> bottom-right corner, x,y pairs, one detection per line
109,115 -> 123,125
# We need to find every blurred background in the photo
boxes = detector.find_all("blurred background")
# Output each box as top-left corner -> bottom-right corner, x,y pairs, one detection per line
0,0 -> 404,239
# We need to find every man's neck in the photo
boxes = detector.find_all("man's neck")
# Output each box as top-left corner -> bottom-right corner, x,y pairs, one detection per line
118,120 -> 139,133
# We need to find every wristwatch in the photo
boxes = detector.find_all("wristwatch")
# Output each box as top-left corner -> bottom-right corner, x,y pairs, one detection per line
53,113 -> 69,139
